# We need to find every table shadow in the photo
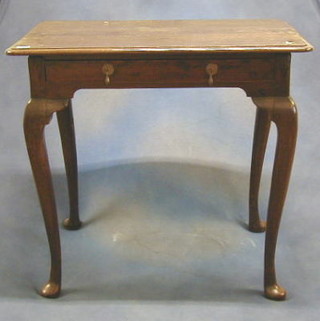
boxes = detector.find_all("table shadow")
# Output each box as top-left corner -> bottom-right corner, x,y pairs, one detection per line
0,159 -> 271,303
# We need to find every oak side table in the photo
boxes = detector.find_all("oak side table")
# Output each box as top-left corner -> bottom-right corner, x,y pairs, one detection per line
6,20 -> 313,300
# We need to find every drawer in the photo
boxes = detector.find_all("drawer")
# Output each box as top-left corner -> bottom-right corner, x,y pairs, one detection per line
45,58 -> 275,89
39,56 -> 285,98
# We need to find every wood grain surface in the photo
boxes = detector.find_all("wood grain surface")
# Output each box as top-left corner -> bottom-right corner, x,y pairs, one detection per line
6,19 -> 313,56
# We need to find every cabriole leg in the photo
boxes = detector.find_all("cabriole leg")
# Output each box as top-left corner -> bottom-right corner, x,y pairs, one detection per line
252,97 -> 297,300
24,98 -> 69,298
249,102 -> 272,232
57,100 -> 81,230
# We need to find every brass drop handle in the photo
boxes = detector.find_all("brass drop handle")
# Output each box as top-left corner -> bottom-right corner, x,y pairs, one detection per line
206,63 -> 218,86
102,64 -> 114,86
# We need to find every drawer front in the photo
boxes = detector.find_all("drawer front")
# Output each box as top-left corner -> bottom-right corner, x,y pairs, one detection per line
42,57 -> 284,97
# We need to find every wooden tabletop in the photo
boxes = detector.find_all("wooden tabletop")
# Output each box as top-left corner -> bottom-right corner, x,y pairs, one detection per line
6,19 -> 313,56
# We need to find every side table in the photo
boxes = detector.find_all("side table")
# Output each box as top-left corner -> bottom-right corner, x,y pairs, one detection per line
6,19 -> 313,300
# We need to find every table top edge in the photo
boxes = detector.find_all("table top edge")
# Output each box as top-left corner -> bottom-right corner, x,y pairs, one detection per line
6,45 -> 314,56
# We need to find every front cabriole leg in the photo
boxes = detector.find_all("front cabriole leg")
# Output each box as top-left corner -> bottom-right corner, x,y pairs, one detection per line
24,98 -> 69,298
252,97 -> 297,300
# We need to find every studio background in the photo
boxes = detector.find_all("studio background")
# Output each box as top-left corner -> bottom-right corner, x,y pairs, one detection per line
0,0 -> 319,320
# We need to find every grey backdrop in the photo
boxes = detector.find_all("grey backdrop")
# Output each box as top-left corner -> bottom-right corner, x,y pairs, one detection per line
0,0 -> 319,320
